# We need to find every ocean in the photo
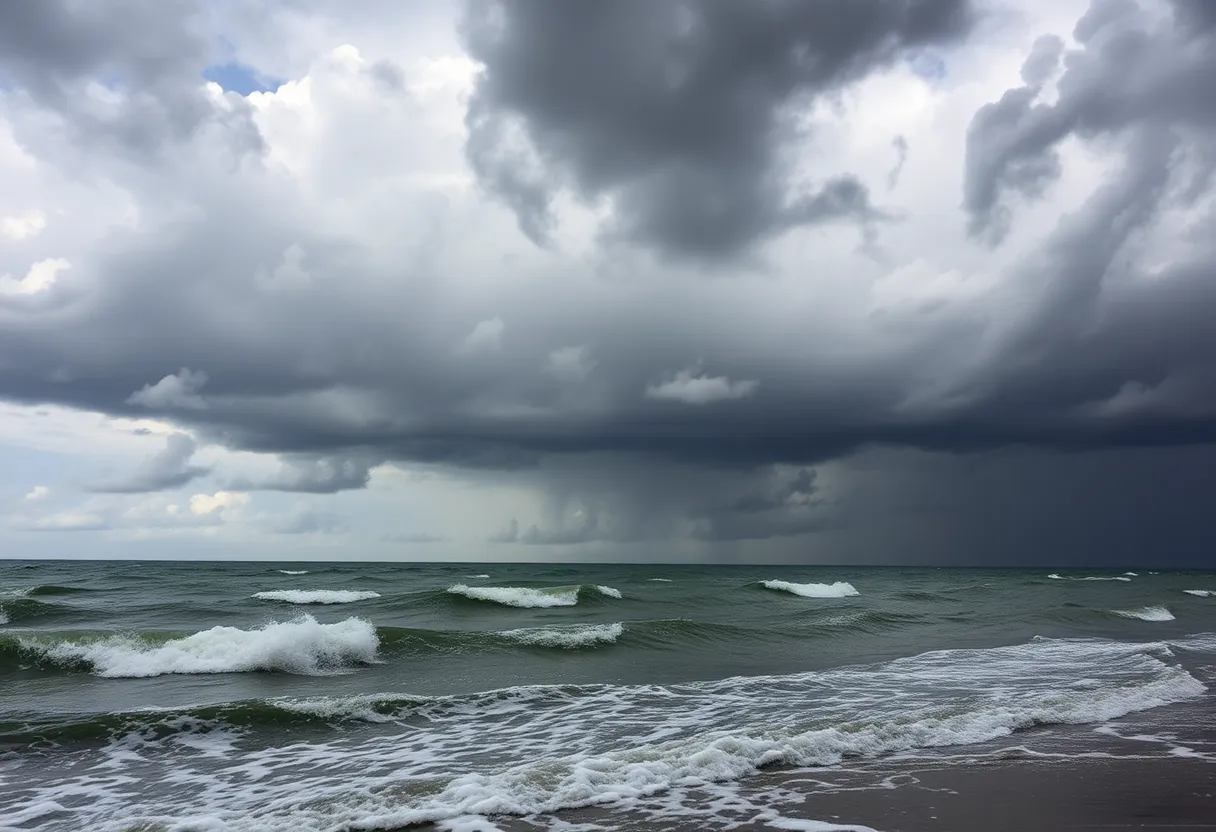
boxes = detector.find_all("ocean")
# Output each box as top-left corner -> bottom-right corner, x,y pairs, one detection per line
2,560 -> 1214,831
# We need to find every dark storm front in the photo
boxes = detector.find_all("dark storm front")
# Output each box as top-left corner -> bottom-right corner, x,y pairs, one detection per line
1,561 -> 1214,831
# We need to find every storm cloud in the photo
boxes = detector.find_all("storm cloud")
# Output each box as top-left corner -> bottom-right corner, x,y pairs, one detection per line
1,0 -> 1216,563
461,0 -> 972,260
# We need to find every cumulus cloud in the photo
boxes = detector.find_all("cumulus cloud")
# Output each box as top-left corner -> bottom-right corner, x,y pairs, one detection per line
0,258 -> 69,296
646,369 -> 758,405
127,369 -> 209,410
24,485 -> 49,500
88,433 -> 211,493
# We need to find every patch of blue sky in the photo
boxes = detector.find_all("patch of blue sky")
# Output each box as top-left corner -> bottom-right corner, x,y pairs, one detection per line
202,62 -> 283,95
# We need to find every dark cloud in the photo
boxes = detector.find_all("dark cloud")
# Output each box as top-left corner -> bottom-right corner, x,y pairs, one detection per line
88,433 -> 210,494
461,0 -> 973,260
228,455 -> 382,494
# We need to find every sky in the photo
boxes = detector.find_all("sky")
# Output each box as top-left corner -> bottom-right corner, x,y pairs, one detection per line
1,0 -> 1215,565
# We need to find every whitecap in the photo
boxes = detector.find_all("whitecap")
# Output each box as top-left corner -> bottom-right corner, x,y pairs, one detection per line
647,578 -> 673,582
595,585 -> 622,599
1183,589 -> 1213,597
761,580 -> 859,598
253,590 -> 380,604
497,623 -> 624,649
278,570 -> 309,575
447,584 -> 581,608
1113,606 -> 1175,622
18,615 -> 379,677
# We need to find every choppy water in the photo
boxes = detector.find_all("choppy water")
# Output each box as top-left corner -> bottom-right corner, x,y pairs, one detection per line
2,560 -> 1215,831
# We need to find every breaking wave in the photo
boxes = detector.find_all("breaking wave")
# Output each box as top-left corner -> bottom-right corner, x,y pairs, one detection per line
497,623 -> 624,649
10,636 -> 1206,831
1,616 -> 379,678
1184,589 -> 1213,597
760,580 -> 859,598
278,570 -> 309,575
253,590 -> 381,604
1112,606 -> 1175,622
445,584 -> 619,608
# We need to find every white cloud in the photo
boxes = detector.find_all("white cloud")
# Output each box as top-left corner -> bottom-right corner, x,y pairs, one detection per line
646,370 -> 759,406
459,317 -> 505,354
0,258 -> 69,296
1,209 -> 47,240
24,486 -> 49,500
190,491 -> 252,516
127,369 -> 209,410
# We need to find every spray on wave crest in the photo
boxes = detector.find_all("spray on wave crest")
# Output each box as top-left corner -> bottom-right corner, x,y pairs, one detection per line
761,580 -> 859,598
7,615 -> 379,677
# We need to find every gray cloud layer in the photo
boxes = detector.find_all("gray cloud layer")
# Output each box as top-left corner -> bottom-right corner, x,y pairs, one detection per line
2,0 -> 1216,562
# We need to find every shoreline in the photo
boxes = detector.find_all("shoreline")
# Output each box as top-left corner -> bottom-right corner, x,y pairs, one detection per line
413,754 -> 1216,832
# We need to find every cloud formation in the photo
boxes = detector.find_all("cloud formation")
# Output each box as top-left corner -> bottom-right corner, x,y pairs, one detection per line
1,0 -> 1215,563
462,0 -> 972,260
88,433 -> 211,494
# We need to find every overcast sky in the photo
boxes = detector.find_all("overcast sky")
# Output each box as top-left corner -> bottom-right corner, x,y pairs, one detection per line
1,0 -> 1214,565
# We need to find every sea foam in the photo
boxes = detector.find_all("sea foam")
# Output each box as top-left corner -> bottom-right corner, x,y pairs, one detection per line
278,570 -> 309,575
761,580 -> 859,598
1184,589 -> 1213,597
17,615 -> 378,677
1113,606 -> 1175,621
253,590 -> 381,604
7,636 -> 1207,832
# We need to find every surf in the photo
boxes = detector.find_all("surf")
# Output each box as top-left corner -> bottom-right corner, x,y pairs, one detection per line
2,615 -> 379,678
760,580 -> 860,598
445,583 -> 621,608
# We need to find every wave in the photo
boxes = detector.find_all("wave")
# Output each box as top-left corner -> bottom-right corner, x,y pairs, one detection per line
797,609 -> 925,635
0,596 -> 77,626
497,623 -> 624,649
468,574 -> 490,579
278,570 -> 309,575
10,585 -> 93,597
647,578 -> 673,582
1184,589 -> 1213,597
1112,606 -> 1175,622
445,583 -> 618,608
253,590 -> 381,604
19,636 -> 1207,830
761,580 -> 859,598
1,615 -> 378,678
1047,573 -> 1132,582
